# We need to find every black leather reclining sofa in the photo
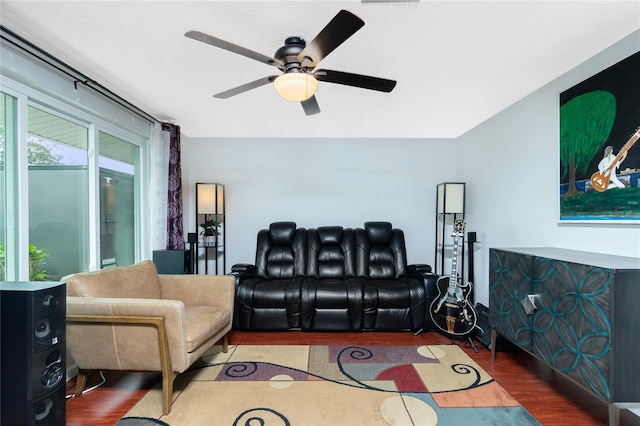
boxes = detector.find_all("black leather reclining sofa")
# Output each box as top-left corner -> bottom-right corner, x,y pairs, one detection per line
232,221 -> 438,331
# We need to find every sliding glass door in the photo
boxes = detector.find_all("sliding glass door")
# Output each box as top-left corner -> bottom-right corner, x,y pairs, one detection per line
0,98 -> 145,281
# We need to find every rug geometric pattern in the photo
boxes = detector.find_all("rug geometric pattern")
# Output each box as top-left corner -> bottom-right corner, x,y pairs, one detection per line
122,344 -> 541,425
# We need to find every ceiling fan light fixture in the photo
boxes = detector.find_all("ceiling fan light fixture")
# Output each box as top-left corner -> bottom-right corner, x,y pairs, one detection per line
274,73 -> 318,102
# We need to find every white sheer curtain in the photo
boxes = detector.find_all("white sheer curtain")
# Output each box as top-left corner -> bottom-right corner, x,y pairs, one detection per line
148,121 -> 169,251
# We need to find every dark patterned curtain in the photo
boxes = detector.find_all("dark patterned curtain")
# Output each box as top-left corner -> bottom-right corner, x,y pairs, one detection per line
162,123 -> 185,250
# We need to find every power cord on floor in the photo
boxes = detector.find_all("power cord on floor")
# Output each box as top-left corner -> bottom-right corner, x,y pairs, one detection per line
65,371 -> 106,401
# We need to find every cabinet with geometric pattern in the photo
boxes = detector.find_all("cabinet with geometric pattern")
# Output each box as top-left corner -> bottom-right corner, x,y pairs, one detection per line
489,247 -> 640,426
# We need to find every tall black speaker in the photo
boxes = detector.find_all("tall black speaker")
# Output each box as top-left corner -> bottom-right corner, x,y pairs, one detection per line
1,281 -> 66,425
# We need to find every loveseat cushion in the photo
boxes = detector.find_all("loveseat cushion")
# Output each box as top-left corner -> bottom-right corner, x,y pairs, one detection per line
255,222 -> 307,279
307,227 -> 356,279
64,260 -> 161,299
364,221 -> 393,245
234,277 -> 303,330
269,221 -> 297,244
301,277 -> 363,330
184,306 -> 231,352
356,222 -> 410,279
362,277 -> 426,330
302,227 -> 361,330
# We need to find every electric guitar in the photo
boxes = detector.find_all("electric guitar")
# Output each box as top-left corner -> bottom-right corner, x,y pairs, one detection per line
430,220 -> 477,336
590,127 -> 639,192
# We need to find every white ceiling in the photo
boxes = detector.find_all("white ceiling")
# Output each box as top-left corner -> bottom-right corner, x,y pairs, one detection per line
1,1 -> 638,139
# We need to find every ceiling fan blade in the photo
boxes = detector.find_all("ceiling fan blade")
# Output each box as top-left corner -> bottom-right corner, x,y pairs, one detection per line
298,10 -> 364,68
301,96 -> 321,116
213,76 -> 278,99
315,69 -> 396,93
185,30 -> 283,68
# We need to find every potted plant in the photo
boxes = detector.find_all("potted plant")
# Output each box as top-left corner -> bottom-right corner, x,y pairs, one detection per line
0,243 -> 49,281
28,244 -> 50,280
199,219 -> 220,246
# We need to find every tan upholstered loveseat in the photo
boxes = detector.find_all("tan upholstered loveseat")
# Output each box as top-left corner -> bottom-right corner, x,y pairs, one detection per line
63,260 -> 234,414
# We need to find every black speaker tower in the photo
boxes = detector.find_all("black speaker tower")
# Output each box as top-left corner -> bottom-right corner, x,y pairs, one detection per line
1,281 -> 66,425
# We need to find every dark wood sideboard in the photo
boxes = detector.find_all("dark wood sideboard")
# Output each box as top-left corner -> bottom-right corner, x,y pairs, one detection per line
488,247 -> 640,426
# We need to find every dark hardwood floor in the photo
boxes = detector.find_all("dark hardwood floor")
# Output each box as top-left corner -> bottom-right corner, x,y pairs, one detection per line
65,330 -> 640,425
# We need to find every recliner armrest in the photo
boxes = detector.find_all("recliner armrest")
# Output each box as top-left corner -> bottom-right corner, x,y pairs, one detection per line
407,264 -> 439,300
231,263 -> 255,274
408,263 -> 432,274
231,264 -> 256,289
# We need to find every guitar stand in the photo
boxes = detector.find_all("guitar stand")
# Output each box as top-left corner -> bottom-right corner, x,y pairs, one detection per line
467,336 -> 479,353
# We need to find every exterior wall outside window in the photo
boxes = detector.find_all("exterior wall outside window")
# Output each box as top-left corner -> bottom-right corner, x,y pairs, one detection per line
98,131 -> 137,270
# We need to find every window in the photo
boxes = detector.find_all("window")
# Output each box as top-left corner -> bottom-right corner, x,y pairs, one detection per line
2,102 -> 147,280
0,96 -> 152,281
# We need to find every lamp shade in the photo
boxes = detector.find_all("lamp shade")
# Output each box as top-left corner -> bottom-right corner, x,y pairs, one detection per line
196,183 -> 224,215
274,73 -> 318,102
437,182 -> 465,214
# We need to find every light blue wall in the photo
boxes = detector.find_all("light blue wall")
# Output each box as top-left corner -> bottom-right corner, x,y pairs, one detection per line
181,137 -> 455,271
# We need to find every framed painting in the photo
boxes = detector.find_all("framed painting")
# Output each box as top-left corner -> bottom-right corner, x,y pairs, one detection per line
559,51 -> 640,223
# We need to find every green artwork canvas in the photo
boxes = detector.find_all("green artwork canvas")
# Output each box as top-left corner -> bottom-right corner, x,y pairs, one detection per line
559,51 -> 640,222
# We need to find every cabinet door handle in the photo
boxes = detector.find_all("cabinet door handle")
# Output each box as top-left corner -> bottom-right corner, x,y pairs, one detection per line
520,294 -> 538,315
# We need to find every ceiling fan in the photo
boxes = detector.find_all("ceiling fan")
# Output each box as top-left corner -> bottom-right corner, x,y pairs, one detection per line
185,10 -> 396,116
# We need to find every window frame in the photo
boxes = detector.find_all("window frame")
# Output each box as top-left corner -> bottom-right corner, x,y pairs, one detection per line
1,77 -> 150,279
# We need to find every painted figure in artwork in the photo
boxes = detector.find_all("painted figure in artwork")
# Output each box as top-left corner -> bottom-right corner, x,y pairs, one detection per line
590,127 -> 639,192
597,145 -> 626,189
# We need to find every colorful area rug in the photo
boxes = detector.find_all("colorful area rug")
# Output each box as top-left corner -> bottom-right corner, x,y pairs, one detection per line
121,344 -> 540,425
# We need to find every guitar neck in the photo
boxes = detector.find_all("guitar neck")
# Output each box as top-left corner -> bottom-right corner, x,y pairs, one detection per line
606,130 -> 639,171
448,234 -> 460,294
